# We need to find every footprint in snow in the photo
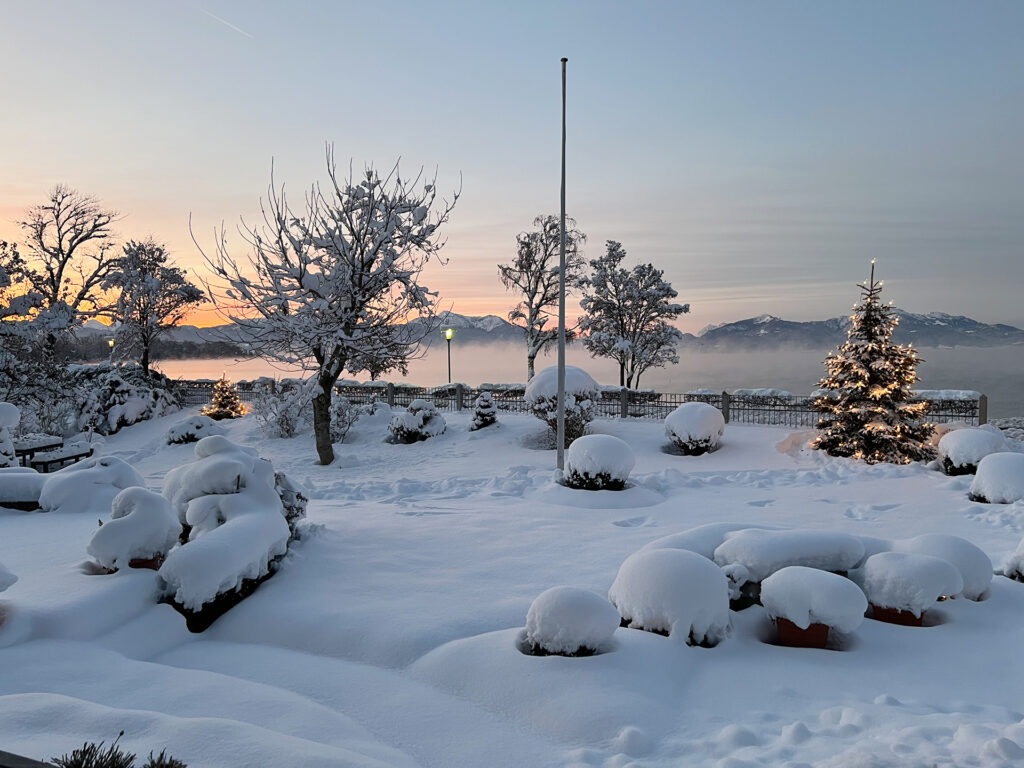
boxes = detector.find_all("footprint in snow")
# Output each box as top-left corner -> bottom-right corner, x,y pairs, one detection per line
871,503 -> 900,511
746,499 -> 774,508
613,516 -> 652,528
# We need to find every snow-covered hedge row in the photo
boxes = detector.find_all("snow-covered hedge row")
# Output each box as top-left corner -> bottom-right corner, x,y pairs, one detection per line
388,399 -> 446,443
66,363 -> 182,435
563,434 -> 634,490
665,402 -> 725,455
524,366 -> 598,446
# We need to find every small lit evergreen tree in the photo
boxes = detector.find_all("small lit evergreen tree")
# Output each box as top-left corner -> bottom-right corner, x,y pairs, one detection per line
813,262 -> 934,464
202,375 -> 245,420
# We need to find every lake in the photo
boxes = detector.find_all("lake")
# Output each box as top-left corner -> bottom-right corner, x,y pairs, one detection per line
155,342 -> 1024,419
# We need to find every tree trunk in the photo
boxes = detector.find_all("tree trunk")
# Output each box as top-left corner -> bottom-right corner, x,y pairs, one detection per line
141,341 -> 150,378
312,384 -> 335,465
527,351 -> 536,381
619,364 -> 625,387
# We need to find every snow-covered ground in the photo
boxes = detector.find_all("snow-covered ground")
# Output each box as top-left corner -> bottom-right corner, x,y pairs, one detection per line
2,410 -> 1024,767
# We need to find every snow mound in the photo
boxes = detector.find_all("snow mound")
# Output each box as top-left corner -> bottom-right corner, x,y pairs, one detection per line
524,365 -> 599,402
0,468 -> 46,506
665,402 -> 725,455
641,523 -> 775,560
761,566 -> 867,633
892,534 -> 992,600
858,552 -> 964,617
159,436 -> 290,611
608,548 -> 730,646
969,452 -> 1024,503
564,434 -> 634,491
1004,536 -> 1024,581
713,529 -> 866,583
0,561 -> 15,592
523,586 -> 620,655
38,456 -> 144,515
938,429 -> 1006,474
87,487 -> 182,571
0,402 -> 20,429
167,414 -> 226,445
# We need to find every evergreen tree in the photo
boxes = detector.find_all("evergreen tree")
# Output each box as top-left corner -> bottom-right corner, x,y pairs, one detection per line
203,375 -> 246,420
813,262 -> 934,464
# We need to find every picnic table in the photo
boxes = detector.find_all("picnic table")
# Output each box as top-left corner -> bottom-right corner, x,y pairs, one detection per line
30,443 -> 94,473
12,434 -> 63,467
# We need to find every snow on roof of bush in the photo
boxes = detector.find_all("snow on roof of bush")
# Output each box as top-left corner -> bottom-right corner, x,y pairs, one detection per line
858,552 -> 964,616
565,434 -> 634,483
159,435 -> 290,611
761,566 -> 867,633
938,429 -> 1006,468
665,402 -> 725,443
732,388 -> 793,398
0,402 -> 20,429
167,414 -> 226,444
969,452 -> 1024,503
38,456 -> 144,515
913,389 -> 981,400
608,548 -> 730,645
641,523 -> 775,560
524,365 -> 598,404
87,487 -> 182,571
892,534 -> 992,600
524,586 -> 620,655
0,561 -> 16,592
713,529 -> 866,583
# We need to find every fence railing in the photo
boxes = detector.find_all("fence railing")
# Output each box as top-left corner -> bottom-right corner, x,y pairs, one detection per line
176,379 -> 986,428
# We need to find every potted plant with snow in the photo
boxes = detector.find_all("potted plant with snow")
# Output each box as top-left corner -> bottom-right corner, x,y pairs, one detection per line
892,533 -> 992,601
88,487 -> 182,572
664,401 -> 725,455
518,586 -> 621,657
857,552 -> 963,626
937,427 -> 1006,475
760,566 -> 867,649
563,434 -> 634,491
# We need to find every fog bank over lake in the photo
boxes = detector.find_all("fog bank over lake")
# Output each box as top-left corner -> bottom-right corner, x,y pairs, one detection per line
158,343 -> 1024,418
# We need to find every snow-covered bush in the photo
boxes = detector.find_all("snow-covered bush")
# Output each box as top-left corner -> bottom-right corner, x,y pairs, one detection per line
524,365 -> 598,447
159,435 -> 291,616
969,452 -> 1024,503
937,428 -> 1006,475
330,396 -> 365,443
1004,536 -> 1024,582
67,363 -> 181,435
38,456 -> 145,515
387,399 -> 447,444
713,529 -> 866,584
251,379 -> 314,438
166,414 -> 225,445
0,467 -> 47,510
665,402 -> 725,455
563,434 -> 634,491
469,391 -> 497,431
87,487 -> 182,571
892,534 -> 992,601
274,471 -> 308,538
0,561 -> 16,592
858,552 -> 964,618
761,566 -> 867,634
0,402 -> 20,468
522,586 -> 620,656
608,548 -> 730,646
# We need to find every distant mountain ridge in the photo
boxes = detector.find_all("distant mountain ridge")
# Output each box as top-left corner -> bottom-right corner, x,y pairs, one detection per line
76,310 -> 1024,350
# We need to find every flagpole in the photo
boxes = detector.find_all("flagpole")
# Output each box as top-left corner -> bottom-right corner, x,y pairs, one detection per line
557,56 -> 568,470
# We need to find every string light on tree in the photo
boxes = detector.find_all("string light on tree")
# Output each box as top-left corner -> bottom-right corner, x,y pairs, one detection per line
202,374 -> 246,420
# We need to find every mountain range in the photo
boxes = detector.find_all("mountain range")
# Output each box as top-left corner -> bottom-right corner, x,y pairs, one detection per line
78,310 -> 1024,351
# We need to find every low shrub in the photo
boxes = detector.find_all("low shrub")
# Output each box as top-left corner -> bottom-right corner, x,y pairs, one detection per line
524,366 -> 598,448
469,391 -> 497,431
563,434 -> 634,490
387,399 -> 447,443
250,379 -> 314,438
665,401 -> 725,455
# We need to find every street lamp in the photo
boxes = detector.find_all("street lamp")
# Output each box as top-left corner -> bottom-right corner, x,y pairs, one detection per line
107,336 -> 115,363
445,328 -> 454,384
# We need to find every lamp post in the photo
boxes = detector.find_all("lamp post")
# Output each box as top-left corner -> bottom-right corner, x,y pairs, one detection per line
445,327 -> 454,384
107,336 -> 115,363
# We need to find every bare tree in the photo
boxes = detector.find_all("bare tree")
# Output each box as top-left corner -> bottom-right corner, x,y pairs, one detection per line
201,149 -> 458,464
104,239 -> 205,377
498,214 -> 586,380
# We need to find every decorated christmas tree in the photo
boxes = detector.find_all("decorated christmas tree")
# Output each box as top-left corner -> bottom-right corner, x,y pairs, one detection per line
813,262 -> 934,464
202,374 -> 246,420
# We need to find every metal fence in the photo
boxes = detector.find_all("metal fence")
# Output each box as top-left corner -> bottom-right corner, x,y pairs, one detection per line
177,379 -> 986,427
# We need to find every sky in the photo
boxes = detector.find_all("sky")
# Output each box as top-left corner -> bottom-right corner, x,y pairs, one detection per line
1,0 -> 1022,332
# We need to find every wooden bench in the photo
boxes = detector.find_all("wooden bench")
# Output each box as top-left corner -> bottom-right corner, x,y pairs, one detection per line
13,435 -> 63,467
30,444 -> 94,473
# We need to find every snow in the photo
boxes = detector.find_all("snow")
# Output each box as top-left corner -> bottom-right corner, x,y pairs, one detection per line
0,561 -> 15,592
938,428 -> 1006,470
732,388 -> 794,398
1004,536 -> 1024,581
0,469 -> 46,505
564,434 -> 634,488
857,552 -> 964,616
760,566 -> 868,632
913,389 -> 982,400
166,414 -> 225,444
664,401 -> 725,453
713,528 -> 867,582
640,522 -> 775,560
892,533 -> 993,600
87,487 -> 182,571
522,586 -> 620,655
970,452 -> 1024,503
524,365 -> 598,402
0,402 -> 20,429
607,548 -> 730,646
37,456 -> 144,516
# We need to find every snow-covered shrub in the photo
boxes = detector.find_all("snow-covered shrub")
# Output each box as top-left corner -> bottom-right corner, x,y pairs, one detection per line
387,399 -> 447,444
761,566 -> 867,634
522,586 -> 620,656
968,452 -> 1024,503
160,436 -> 291,617
524,365 -> 598,447
251,379 -> 314,438
0,561 -> 16,592
563,434 -> 634,491
713,529 -> 866,584
67,363 -> 181,435
469,391 -> 497,431
1004,536 -> 1024,582
858,552 -> 964,618
665,402 -> 725,455
0,402 -> 19,468
608,548 -> 730,646
274,471 -> 308,538
87,487 -> 182,571
166,414 -> 225,445
892,534 -> 992,601
937,428 -> 1006,475
38,456 -> 145,515
330,396 -> 365,443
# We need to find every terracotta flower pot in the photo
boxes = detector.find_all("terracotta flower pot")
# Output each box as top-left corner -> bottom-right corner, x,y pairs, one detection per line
128,555 -> 163,570
869,603 -> 923,626
775,617 -> 830,648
